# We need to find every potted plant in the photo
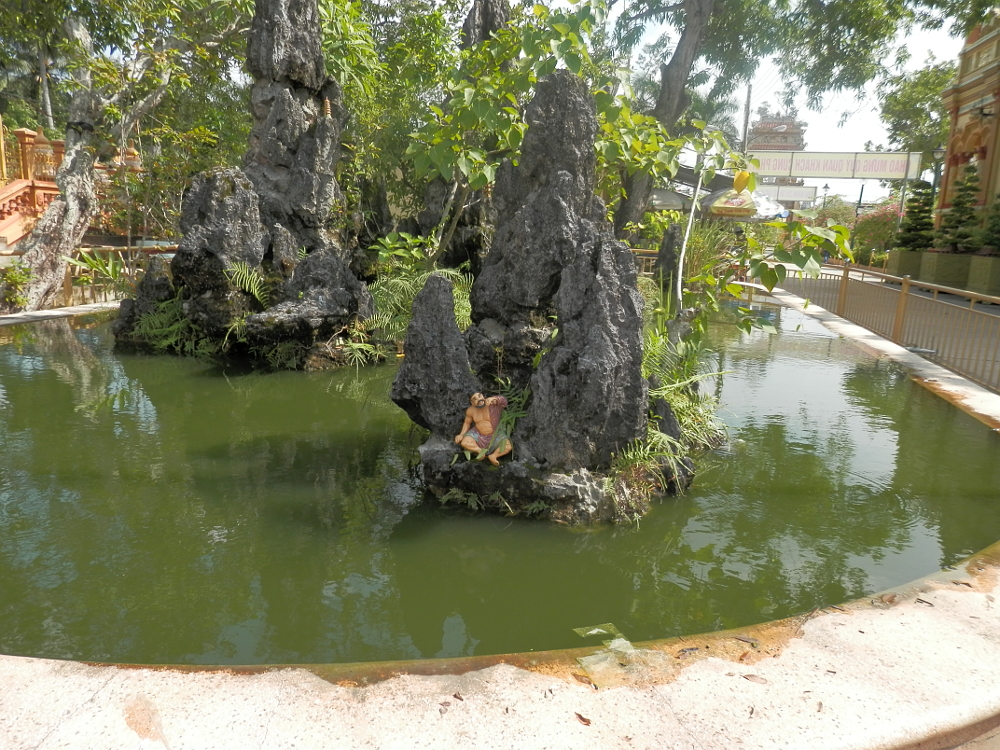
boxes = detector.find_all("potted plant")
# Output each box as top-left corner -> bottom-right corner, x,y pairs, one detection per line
968,192 -> 1000,296
921,164 -> 980,288
887,181 -> 932,277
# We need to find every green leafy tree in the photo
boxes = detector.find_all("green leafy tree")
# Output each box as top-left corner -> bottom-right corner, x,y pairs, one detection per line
866,57 -> 955,174
337,0 -> 462,235
402,0 -> 762,268
404,1 -> 610,265
850,202 -> 900,264
629,47 -> 740,143
608,0 -> 993,235
0,0 -> 251,310
815,195 -> 858,231
936,163 -> 982,253
895,180 -> 934,250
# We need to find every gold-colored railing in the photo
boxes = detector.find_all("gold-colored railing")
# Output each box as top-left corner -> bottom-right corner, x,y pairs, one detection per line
1,246 -> 174,307
633,248 -> 658,275
61,247 -> 179,307
779,265 -> 1000,393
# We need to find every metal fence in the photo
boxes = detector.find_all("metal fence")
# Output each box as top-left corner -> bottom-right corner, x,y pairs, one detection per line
779,265 -> 1000,393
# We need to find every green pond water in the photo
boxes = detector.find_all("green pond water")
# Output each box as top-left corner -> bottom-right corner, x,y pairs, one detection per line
1,306 -> 999,666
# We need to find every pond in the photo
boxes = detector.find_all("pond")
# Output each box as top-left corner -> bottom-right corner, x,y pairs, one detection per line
1,306 -> 999,666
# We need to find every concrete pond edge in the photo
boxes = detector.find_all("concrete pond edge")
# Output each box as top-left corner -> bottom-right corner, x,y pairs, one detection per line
2,297 -> 1000,749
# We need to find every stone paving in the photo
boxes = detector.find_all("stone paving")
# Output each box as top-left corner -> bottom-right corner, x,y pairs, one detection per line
0,301 -> 120,327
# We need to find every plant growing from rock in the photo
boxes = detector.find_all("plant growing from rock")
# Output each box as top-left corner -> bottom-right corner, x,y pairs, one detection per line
605,424 -> 687,521
130,294 -> 218,358
367,232 -> 472,345
405,2 -> 602,265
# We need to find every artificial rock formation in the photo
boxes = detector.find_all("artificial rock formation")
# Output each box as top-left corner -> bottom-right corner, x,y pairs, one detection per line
391,71 -> 648,523
115,0 -> 371,366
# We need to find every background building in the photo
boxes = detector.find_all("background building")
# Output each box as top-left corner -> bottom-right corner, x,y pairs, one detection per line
746,110 -> 810,210
940,16 -> 999,218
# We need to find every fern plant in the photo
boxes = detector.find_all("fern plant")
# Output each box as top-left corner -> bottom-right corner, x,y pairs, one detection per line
368,265 -> 472,343
132,294 -> 217,358
605,423 -> 688,521
251,340 -> 309,370
225,261 -> 270,307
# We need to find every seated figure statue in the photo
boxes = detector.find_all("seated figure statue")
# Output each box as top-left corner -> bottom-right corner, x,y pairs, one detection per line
454,392 -> 513,466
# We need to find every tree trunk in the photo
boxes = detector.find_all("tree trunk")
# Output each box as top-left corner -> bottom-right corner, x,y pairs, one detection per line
19,18 -> 101,311
655,222 -> 682,313
614,0 -> 716,238
39,42 -> 55,131
614,168 -> 654,238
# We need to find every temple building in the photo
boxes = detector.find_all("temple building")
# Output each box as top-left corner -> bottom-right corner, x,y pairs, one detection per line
940,15 -> 1000,217
746,109 -> 809,210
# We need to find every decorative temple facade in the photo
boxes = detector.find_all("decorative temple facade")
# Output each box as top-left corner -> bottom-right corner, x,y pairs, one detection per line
940,15 -> 1000,216
746,111 -> 809,210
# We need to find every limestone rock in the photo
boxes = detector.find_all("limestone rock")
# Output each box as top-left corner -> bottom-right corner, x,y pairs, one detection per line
390,274 -> 480,436
244,78 -> 344,259
471,69 -> 600,330
541,470 -> 616,524
517,235 -> 647,470
170,168 -> 266,296
165,168 -> 266,336
392,70 -> 650,519
247,0 -> 326,91
244,247 -> 373,344
112,255 -> 175,343
461,0 -> 510,49
115,0 -> 371,365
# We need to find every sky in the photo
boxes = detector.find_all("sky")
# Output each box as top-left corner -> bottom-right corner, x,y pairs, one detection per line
741,25 -> 966,206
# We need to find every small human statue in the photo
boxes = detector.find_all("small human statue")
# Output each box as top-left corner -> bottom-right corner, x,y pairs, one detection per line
454,392 -> 512,466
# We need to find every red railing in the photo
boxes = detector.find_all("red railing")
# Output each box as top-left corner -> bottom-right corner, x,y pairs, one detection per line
0,128 -> 64,248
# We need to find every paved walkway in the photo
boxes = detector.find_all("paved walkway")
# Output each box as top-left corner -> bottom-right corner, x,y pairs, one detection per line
0,301 -> 120,327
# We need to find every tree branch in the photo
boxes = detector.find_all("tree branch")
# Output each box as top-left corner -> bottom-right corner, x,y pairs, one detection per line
622,2 -> 684,25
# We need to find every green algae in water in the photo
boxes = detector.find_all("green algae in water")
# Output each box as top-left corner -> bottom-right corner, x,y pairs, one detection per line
1,308 -> 999,665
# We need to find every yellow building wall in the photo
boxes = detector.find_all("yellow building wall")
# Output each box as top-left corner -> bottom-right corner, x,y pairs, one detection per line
940,17 -> 1000,218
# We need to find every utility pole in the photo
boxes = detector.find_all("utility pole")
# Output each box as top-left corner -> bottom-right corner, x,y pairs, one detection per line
741,84 -> 752,152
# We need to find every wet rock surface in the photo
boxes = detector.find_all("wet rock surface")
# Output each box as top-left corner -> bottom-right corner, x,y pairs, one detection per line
115,0 -> 370,367
392,71 -> 649,522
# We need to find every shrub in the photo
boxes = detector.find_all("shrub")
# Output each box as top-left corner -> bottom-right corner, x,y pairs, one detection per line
895,180 -> 933,251
853,202 -> 901,263
936,163 -> 982,253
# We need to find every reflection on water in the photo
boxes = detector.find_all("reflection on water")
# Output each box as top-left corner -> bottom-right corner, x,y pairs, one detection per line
0,310 -> 999,664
